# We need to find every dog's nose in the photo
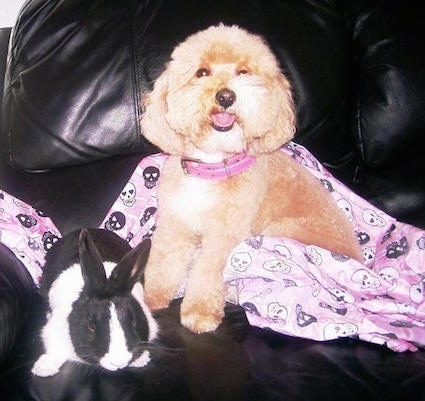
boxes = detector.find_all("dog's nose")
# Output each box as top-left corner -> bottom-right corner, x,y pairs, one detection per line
216,88 -> 236,109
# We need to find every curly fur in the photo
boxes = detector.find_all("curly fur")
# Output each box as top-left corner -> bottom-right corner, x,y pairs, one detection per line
141,24 -> 362,333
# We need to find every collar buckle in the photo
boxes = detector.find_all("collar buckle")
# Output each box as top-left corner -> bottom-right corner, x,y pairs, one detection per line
180,157 -> 202,175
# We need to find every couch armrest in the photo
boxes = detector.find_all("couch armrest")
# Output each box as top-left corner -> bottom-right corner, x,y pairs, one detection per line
0,28 -> 11,119
0,242 -> 36,366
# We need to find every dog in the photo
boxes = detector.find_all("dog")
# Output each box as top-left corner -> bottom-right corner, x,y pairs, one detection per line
141,24 -> 363,333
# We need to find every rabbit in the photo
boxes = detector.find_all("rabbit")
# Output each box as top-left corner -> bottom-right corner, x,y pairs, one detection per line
31,228 -> 159,377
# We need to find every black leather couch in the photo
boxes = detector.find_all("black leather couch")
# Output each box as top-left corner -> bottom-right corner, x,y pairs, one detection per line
1,1 -> 425,400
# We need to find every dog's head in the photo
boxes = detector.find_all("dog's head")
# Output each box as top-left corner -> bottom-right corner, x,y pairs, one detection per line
141,24 -> 296,158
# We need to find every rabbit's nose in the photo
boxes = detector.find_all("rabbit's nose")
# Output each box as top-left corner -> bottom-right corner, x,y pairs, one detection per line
101,351 -> 132,371
216,88 -> 236,108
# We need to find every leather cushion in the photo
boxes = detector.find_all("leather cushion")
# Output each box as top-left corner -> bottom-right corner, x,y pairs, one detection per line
2,0 -> 355,172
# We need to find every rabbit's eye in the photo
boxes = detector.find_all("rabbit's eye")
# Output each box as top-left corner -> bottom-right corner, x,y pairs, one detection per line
88,320 -> 96,333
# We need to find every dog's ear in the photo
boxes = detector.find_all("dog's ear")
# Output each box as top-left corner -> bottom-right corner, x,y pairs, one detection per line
248,73 -> 296,154
141,69 -> 184,154
274,73 -> 296,143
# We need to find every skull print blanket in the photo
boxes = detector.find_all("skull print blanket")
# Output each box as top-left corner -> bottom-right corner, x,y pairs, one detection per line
1,142 -> 425,352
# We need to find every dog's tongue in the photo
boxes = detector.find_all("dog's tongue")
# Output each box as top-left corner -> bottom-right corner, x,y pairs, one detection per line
212,112 -> 235,129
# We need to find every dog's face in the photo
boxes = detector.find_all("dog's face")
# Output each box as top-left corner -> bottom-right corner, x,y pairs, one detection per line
141,25 -> 296,159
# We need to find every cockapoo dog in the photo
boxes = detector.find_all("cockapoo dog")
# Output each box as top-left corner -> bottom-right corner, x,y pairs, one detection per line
141,24 -> 362,333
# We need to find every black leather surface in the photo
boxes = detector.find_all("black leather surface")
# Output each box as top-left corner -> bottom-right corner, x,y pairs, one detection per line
3,298 -> 425,401
2,0 -> 356,171
347,0 -> 425,226
1,0 -> 158,169
0,243 -> 36,365
0,28 -> 10,116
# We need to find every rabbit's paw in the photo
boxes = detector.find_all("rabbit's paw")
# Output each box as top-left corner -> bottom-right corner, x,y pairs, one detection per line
31,354 -> 66,377
129,350 -> 151,368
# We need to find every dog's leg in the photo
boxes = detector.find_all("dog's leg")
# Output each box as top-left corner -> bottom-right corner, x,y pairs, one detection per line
144,220 -> 198,311
180,234 -> 241,333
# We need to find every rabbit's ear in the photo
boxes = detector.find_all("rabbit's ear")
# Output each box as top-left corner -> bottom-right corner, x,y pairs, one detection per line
78,229 -> 107,295
109,239 -> 151,292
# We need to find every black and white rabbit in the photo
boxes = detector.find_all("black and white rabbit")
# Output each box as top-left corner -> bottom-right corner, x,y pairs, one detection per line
32,228 -> 158,377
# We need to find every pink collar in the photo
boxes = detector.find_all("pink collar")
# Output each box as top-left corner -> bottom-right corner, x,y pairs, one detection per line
180,152 -> 256,180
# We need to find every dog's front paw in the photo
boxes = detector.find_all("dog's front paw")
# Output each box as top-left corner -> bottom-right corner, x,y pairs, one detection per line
144,290 -> 171,311
180,301 -> 224,333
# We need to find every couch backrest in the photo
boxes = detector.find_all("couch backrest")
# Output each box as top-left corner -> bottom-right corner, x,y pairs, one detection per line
346,1 -> 425,226
1,0 -> 357,172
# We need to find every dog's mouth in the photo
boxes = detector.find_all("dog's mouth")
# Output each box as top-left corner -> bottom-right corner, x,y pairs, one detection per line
211,112 -> 235,132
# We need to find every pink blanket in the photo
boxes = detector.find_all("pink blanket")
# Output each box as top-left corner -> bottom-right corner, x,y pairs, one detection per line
1,142 -> 424,351
0,192 -> 61,283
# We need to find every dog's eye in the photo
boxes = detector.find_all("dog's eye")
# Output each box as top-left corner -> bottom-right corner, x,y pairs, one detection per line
196,68 -> 210,78
237,69 -> 249,75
